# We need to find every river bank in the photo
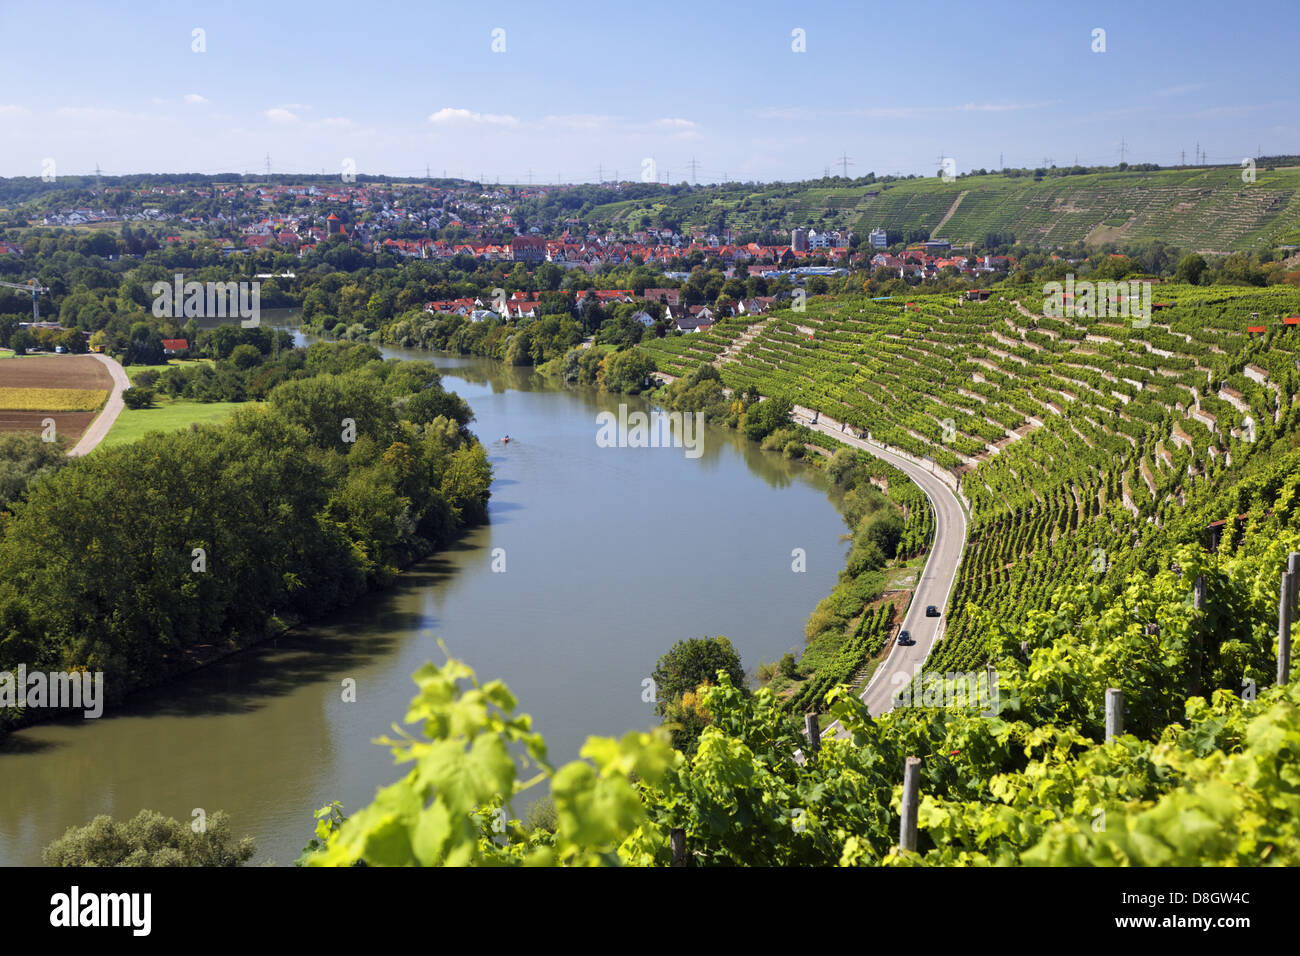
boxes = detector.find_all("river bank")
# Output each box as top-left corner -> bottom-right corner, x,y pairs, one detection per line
0,346 -> 850,866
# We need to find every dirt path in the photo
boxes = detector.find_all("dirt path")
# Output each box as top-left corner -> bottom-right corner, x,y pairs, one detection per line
68,354 -> 130,457
931,190 -> 968,236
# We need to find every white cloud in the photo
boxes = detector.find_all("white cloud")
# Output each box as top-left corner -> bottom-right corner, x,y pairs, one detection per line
0,104 -> 28,116
654,117 -> 697,130
321,117 -> 353,128
428,107 -> 519,126
265,107 -> 299,123
184,93 -> 209,105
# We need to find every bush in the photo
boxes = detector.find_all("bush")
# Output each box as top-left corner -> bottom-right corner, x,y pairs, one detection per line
43,809 -> 255,867
121,386 -> 156,409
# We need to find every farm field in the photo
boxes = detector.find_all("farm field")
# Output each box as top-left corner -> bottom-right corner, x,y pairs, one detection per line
0,354 -> 114,446
0,354 -> 113,390
98,397 -> 245,449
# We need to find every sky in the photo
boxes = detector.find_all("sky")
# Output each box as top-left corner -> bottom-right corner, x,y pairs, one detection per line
1,0 -> 1296,184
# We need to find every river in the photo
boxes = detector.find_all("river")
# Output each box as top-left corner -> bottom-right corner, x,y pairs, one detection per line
0,340 -> 848,866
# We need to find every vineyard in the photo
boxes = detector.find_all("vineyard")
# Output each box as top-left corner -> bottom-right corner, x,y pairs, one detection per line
584,166 -> 1300,252
648,282 -> 1300,681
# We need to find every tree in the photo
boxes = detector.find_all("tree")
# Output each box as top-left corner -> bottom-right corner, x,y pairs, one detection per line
743,395 -> 793,442
0,433 -> 68,510
9,328 -> 34,355
121,386 -> 156,409
651,636 -> 745,718
229,343 -> 263,370
601,347 -> 656,394
1175,253 -> 1208,286
43,809 -> 255,866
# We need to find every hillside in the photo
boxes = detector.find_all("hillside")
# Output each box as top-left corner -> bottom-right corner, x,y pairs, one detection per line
642,283 -> 1300,678
587,166 -> 1300,253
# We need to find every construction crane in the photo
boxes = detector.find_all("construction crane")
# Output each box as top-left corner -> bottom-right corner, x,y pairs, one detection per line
0,279 -> 51,322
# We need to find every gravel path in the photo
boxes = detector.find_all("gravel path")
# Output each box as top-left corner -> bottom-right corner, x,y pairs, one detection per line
68,354 -> 130,457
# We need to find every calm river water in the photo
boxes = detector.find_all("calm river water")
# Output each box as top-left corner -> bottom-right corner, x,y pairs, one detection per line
0,341 -> 847,865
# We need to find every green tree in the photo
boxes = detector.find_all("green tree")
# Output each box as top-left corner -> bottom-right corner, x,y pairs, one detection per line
229,343 -> 263,370
651,636 -> 745,718
43,809 -> 255,866
1175,253 -> 1208,285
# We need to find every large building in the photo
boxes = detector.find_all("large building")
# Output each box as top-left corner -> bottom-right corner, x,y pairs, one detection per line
790,228 -> 809,252
869,228 -> 889,249
510,235 -> 547,262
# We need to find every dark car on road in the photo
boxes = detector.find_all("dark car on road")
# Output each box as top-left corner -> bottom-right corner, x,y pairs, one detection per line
926,605 -> 940,617
896,629 -> 915,646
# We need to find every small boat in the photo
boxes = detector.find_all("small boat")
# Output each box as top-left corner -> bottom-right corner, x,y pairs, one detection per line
501,435 -> 511,444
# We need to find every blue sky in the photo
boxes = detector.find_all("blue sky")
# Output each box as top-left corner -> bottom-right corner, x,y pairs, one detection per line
1,0 -> 1295,182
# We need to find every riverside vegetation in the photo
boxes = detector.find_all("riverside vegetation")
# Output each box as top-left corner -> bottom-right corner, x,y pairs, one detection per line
0,340 -> 492,736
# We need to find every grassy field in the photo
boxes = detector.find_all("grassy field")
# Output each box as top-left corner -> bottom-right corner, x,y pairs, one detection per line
98,397 -> 245,449
124,359 -> 211,383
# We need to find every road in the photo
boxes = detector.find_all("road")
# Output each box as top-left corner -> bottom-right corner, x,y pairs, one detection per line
799,412 -> 969,718
68,354 -> 130,457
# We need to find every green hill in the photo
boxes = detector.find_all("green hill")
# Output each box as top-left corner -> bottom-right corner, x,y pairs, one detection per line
589,166 -> 1300,253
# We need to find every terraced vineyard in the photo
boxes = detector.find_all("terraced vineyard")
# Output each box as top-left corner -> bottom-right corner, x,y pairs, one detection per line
638,314 -> 768,378
585,166 -> 1300,252
657,283 -> 1300,676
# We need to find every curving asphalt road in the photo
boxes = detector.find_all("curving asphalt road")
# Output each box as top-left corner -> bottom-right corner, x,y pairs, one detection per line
68,353 -> 131,457
798,411 -> 969,719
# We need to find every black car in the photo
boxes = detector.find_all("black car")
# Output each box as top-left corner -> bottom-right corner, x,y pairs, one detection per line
926,605 -> 940,617
896,629 -> 915,646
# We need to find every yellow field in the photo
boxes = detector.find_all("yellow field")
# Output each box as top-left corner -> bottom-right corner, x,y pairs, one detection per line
0,387 -> 109,411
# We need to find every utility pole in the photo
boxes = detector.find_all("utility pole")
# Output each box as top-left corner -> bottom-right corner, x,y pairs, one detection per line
1180,150 -> 1185,166
1118,138 -> 1127,164
686,156 -> 701,184
265,153 -> 272,177
1195,142 -> 1200,165
998,152 -> 1003,169
837,151 -> 854,177
526,169 -> 533,186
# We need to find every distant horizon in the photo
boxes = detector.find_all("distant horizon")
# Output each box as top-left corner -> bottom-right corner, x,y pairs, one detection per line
7,156 -> 1299,191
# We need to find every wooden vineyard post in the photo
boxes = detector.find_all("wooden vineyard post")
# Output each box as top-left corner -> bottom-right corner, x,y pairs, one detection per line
670,828 -> 687,867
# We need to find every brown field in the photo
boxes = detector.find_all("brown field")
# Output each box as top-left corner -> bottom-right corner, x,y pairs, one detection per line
0,410 -> 98,444
0,355 -> 113,390
0,356 -> 112,445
